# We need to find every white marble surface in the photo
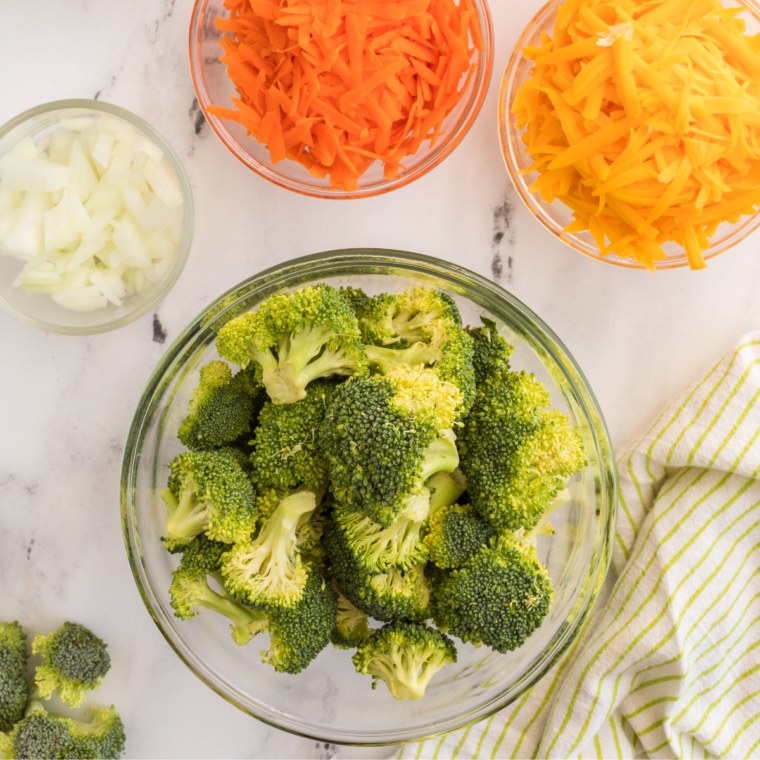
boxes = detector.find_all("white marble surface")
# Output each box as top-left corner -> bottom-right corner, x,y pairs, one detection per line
3,0 -> 760,758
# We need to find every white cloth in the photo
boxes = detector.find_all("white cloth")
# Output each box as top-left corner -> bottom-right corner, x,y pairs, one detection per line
397,334 -> 760,759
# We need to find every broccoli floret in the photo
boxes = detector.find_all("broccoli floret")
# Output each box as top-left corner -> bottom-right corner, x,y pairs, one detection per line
3,705 -> 125,760
161,449 -> 258,547
261,565 -> 337,674
216,284 -> 369,405
459,370 -> 586,531
177,361 -> 255,451
169,535 -> 267,646
32,623 -> 110,709
330,581 -> 371,649
423,504 -> 497,569
250,379 -> 336,490
0,623 -> 28,732
432,528 -> 554,653
357,287 -> 475,417
353,622 -> 456,701
320,365 -> 461,527
466,317 -> 514,386
220,489 -> 320,609
337,286 -> 371,316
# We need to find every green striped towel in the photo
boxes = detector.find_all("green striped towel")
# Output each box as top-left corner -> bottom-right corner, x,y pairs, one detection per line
398,336 -> 760,759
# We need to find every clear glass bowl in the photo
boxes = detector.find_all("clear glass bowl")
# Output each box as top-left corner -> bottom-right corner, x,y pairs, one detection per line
189,0 -> 494,199
498,0 -> 760,270
120,249 -> 616,745
0,100 -> 194,334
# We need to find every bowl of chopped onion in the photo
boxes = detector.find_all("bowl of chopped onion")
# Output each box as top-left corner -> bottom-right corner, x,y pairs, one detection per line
0,100 -> 194,334
500,0 -> 760,271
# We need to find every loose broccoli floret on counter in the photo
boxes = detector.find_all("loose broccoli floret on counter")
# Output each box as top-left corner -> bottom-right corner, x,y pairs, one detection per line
0,623 -> 28,732
32,623 -> 110,709
320,365 -> 461,527
178,361 -> 255,451
466,317 -> 514,386
432,527 -> 554,653
261,566 -> 337,674
220,489 -> 321,609
216,284 -> 369,405
330,582 -> 371,650
459,370 -> 586,531
161,449 -> 258,548
423,504 -> 497,570
250,379 -> 336,491
2,705 -> 125,760
353,622 -> 457,701
356,287 -> 475,417
169,535 -> 267,646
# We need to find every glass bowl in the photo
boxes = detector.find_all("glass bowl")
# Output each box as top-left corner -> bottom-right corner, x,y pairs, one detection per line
120,249 -> 616,745
189,0 -> 494,199
499,0 -> 760,270
0,100 -> 194,334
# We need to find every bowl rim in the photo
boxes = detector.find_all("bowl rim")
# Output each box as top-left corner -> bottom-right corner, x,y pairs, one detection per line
120,248 -> 617,745
498,0 -> 760,271
0,98 -> 195,335
188,0 -> 495,199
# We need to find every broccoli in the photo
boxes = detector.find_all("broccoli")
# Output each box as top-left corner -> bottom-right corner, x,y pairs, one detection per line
0,623 -> 28,732
459,370 -> 586,531
250,379 -> 336,491
330,582 -> 371,649
353,622 -> 456,701
169,535 -> 267,646
423,504 -> 498,569
337,285 -> 371,316
261,565 -> 337,674
216,284 -> 369,405
466,317 -> 514,386
432,527 -> 554,653
161,449 -> 258,548
356,287 -> 475,416
32,623 -> 110,709
1,705 -> 125,760
320,365 -> 461,527
220,489 -> 321,609
178,361 -> 255,451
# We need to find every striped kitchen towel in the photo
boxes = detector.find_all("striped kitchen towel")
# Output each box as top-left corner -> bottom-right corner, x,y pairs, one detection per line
398,334 -> 760,759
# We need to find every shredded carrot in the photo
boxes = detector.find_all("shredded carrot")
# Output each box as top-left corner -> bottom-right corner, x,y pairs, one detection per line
513,0 -> 760,270
209,0 -> 480,191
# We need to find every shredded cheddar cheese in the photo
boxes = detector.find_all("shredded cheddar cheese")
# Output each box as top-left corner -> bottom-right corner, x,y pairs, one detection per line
512,0 -> 760,271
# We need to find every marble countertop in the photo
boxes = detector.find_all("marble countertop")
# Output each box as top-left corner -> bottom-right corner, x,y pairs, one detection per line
3,0 -> 760,758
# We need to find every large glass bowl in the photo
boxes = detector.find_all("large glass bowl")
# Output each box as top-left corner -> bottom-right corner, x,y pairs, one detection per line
189,0 -> 494,199
499,0 -> 760,270
0,100 -> 194,334
120,249 -> 616,745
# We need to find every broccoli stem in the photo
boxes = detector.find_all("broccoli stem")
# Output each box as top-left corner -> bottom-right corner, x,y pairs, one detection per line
419,429 -> 460,483
365,342 -> 441,374
426,470 -> 467,518
194,576 -> 268,646
164,484 -> 210,544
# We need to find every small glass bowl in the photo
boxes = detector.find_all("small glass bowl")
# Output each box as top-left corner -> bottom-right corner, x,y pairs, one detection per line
0,100 -> 194,334
499,0 -> 760,270
121,248 -> 616,746
189,0 -> 494,199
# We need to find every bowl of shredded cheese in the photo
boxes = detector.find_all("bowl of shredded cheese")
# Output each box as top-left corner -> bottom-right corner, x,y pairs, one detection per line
500,0 -> 760,271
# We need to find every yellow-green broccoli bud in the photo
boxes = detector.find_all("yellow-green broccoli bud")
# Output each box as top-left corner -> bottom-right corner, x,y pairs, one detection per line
330,582 -> 371,650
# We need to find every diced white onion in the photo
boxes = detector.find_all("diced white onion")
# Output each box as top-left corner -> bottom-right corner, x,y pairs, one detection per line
0,154 -> 74,192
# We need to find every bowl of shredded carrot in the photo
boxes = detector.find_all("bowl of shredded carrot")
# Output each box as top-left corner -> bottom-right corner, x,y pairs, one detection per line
500,0 -> 760,271
190,0 -> 493,197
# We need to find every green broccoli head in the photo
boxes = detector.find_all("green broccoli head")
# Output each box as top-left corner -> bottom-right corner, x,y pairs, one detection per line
250,379 -> 336,491
432,532 -> 554,653
460,370 -> 585,531
262,565 -> 337,674
0,622 -> 28,733
330,581 -> 372,649
423,504 -> 497,570
337,286 -> 371,317
320,365 -> 461,527
161,449 -> 258,547
466,317 -> 514,387
220,489 -> 319,610
32,623 -> 110,709
216,284 -> 369,405
353,622 -> 457,701
178,361 -> 255,451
